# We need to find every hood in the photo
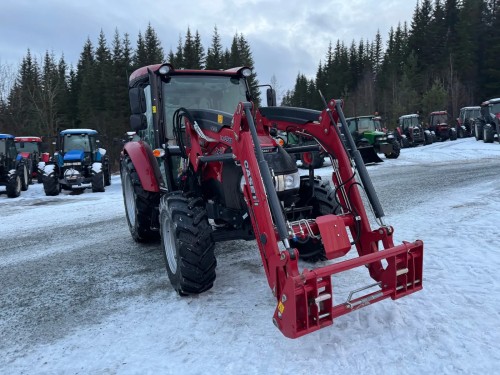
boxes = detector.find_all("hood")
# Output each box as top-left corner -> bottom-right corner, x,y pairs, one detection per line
63,149 -> 85,161
363,130 -> 386,136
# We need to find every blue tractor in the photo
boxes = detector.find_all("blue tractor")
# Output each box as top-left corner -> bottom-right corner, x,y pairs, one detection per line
0,134 -> 30,198
41,129 -> 110,195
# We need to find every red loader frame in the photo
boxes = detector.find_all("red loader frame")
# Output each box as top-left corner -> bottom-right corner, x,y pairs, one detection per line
181,99 -> 423,338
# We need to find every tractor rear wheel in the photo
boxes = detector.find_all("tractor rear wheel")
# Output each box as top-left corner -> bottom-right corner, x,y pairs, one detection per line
6,174 -> 21,198
160,192 -> 216,295
42,175 -> 60,196
291,178 -> 340,262
121,156 -> 160,243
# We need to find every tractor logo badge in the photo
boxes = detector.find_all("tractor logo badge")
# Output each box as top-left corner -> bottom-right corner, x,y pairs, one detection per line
244,160 -> 258,203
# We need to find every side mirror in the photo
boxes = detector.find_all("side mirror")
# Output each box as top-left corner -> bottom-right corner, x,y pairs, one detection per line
129,87 -> 147,114
266,88 -> 277,107
130,114 -> 148,131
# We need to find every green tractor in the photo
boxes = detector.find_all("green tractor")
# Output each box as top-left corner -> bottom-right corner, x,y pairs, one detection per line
345,115 -> 400,164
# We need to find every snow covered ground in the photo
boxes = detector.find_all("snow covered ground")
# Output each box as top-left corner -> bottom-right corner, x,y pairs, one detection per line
1,137 -> 499,374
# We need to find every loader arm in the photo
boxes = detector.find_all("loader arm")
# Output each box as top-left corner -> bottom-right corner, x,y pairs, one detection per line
226,100 -> 424,338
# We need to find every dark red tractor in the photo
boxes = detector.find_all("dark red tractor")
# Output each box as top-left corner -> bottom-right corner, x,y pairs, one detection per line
428,111 -> 457,141
121,63 -> 423,338
14,136 -> 49,183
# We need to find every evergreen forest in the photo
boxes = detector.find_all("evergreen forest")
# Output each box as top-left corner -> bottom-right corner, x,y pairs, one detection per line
0,0 -> 498,169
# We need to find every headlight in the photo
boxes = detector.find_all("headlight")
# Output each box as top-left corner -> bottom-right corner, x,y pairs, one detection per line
240,171 -> 300,193
274,171 -> 300,192
387,134 -> 394,140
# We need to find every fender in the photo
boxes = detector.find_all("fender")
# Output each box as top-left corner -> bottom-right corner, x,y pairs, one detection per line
123,141 -> 161,192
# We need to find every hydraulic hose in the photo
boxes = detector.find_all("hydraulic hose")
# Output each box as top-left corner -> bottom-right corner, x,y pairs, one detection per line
243,103 -> 289,241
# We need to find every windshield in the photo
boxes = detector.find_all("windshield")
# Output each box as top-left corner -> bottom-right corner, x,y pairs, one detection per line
490,103 -> 500,114
431,114 -> 447,126
357,118 -> 376,132
63,134 -> 92,152
15,141 -> 39,153
162,75 -> 248,138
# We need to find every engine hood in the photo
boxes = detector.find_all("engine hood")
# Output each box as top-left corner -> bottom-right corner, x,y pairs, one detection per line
63,149 -> 85,161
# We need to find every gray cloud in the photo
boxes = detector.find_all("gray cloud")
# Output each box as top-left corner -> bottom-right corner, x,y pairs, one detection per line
0,0 -> 415,90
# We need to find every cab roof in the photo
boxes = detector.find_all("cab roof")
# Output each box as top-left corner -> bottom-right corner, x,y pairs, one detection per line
129,64 -> 250,87
0,134 -> 15,139
481,98 -> 500,106
15,136 -> 43,142
399,114 -> 420,119
60,129 -> 98,135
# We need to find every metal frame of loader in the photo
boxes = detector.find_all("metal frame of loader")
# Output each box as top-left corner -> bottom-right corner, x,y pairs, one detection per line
122,63 -> 424,339
258,103 -> 423,337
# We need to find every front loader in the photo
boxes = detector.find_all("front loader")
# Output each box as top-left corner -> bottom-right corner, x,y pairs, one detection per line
121,63 -> 424,338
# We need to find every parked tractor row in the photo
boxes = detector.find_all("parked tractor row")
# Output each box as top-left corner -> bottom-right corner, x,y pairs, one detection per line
0,129 -> 110,198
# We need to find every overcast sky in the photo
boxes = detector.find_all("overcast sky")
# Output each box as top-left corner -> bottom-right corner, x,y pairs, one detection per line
0,0 -> 416,94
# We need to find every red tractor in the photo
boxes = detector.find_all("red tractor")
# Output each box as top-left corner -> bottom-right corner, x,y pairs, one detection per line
121,63 -> 423,338
14,136 -> 49,183
428,111 -> 457,141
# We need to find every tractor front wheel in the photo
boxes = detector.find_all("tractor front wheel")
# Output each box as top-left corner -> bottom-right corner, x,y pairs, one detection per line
160,192 -> 216,295
104,162 -> 111,186
42,175 -> 60,196
18,164 -> 29,191
121,156 -> 160,243
475,122 -> 484,141
483,125 -> 494,143
92,172 -> 105,192
385,140 -> 400,159
6,174 -> 21,198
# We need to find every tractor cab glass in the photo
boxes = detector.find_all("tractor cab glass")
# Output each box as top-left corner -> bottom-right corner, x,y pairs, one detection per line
430,114 -> 447,126
489,102 -> 500,114
162,75 -> 248,139
357,117 -> 376,133
15,141 -> 40,153
63,134 -> 92,153
0,140 -> 6,155
403,116 -> 420,129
